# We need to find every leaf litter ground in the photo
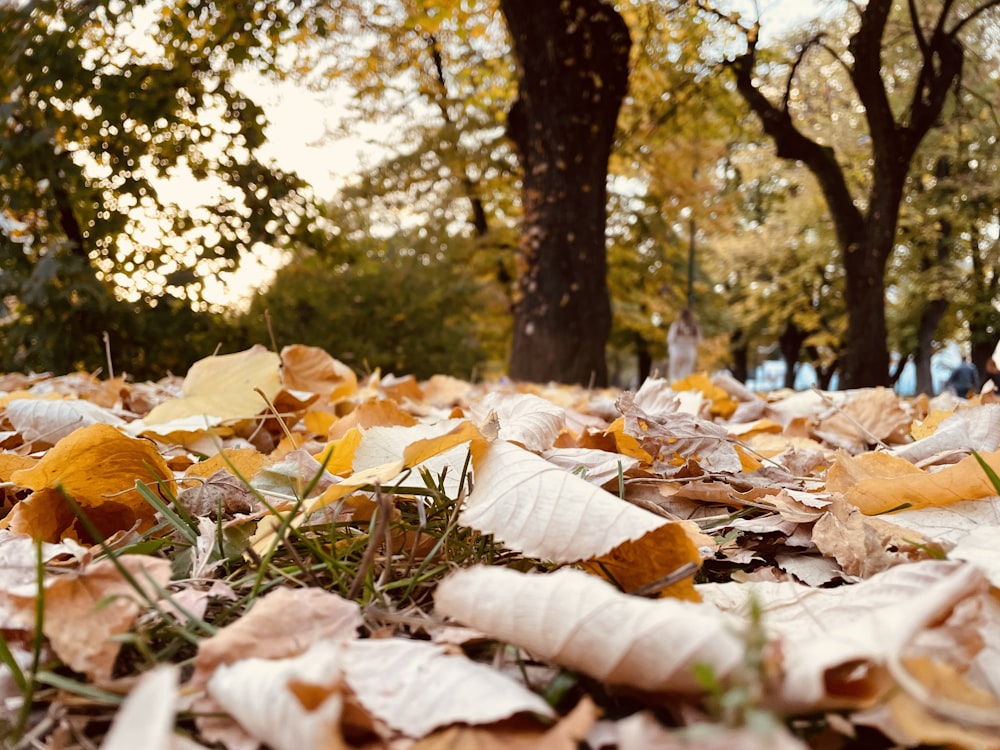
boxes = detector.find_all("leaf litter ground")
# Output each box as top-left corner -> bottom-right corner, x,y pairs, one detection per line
0,344 -> 999,749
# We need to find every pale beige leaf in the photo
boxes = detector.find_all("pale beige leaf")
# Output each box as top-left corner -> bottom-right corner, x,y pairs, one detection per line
610,711 -> 808,750
631,377 -> 680,416
541,447 -> 640,487
434,566 -> 744,694
8,556 -> 171,681
698,560 -> 989,711
814,387 -> 912,452
882,496 -> 1000,545
616,392 -> 742,476
892,404 -> 1000,465
460,441 -> 664,562
6,397 -> 124,447
342,638 -> 554,736
192,587 -> 361,689
467,391 -> 565,451
812,499 -> 935,578
100,665 -> 178,750
142,345 -> 282,425
950,526 -> 1000,587
207,639 -> 346,750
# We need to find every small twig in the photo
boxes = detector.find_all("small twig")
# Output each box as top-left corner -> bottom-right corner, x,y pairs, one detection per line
347,483 -> 391,601
102,331 -> 115,380
254,386 -> 296,446
629,562 -> 700,598
810,385 -> 890,450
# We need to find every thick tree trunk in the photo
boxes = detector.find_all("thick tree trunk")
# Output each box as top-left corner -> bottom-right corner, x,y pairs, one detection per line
500,0 -> 630,386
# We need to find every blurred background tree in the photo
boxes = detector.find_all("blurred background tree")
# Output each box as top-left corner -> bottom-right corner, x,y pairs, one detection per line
0,0 -> 311,376
3,0 -> 998,392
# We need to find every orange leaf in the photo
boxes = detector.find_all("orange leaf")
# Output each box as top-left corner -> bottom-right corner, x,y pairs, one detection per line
3,424 -> 174,542
831,449 -> 1000,515
281,344 -> 357,402
328,399 -> 417,441
582,522 -> 702,601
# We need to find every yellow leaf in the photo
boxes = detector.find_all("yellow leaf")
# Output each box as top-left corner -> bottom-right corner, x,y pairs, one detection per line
313,427 -> 364,476
832,450 -> 1000,515
304,409 -> 337,436
910,409 -> 955,441
0,453 -> 36,481
143,345 -> 282,425
734,443 -> 763,472
3,424 -> 174,542
670,373 -> 738,419
186,448 -> 270,481
402,420 -> 482,466
604,417 -> 653,462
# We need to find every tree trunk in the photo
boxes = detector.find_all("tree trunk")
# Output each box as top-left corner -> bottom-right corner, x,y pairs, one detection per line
729,329 -> 749,383
778,322 -> 806,389
722,0 -> 989,388
500,0 -> 630,386
635,332 -> 652,384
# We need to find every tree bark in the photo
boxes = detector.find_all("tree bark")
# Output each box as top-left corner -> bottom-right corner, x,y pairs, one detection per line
729,329 -> 749,383
500,0 -> 630,386
721,0 -> 996,388
779,322 -> 807,389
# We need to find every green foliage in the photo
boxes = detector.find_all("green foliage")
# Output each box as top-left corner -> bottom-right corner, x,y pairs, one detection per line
0,0 -> 312,375
241,226 -> 505,380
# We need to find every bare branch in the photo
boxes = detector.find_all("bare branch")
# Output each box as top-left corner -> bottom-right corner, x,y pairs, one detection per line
949,0 -> 1000,37
907,0 -> 928,56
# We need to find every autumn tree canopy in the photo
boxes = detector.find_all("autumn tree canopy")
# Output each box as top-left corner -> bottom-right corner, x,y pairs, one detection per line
0,0 -> 311,373
3,0 -> 1000,390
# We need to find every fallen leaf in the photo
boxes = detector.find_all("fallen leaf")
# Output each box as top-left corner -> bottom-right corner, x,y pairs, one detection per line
460,441 -> 665,562
207,639 -> 347,750
8,555 -> 171,681
814,387 -> 912,452
434,566 -> 744,694
812,497 -> 938,578
698,560 -> 990,711
831,449 -> 1000,515
100,665 -> 179,750
413,696 -> 597,750
191,587 -> 362,690
467,391 -> 565,452
581,522 -> 702,601
342,638 -> 554,736
617,392 -> 742,476
611,711 -> 809,750
3,424 -> 174,542
5,397 -> 125,448
327,398 -> 418,440
142,345 -> 282,425
280,345 -> 357,401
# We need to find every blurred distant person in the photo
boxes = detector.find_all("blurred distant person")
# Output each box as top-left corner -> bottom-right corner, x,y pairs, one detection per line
986,339 -> 1000,390
943,356 -> 979,397
667,307 -> 700,381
